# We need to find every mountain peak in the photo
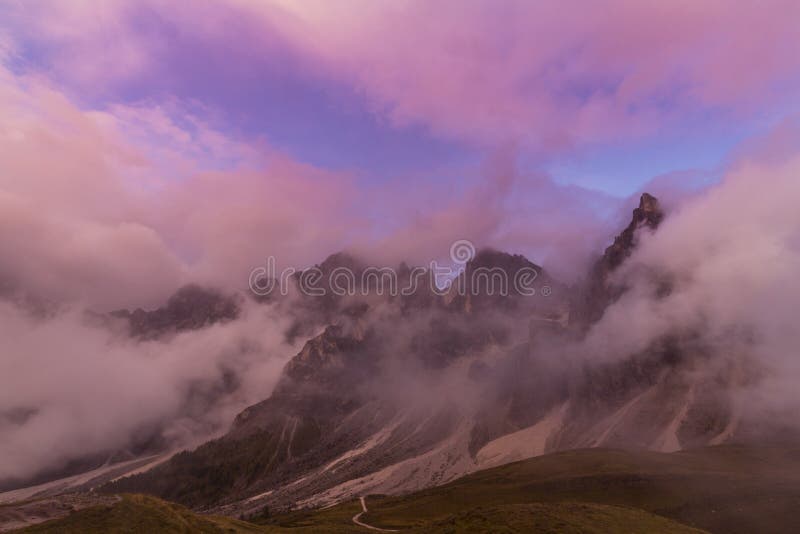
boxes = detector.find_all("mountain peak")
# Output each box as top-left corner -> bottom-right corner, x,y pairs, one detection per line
467,248 -> 542,274
601,192 -> 663,272
112,284 -> 239,339
635,192 -> 663,229
639,191 -> 658,209
315,251 -> 364,274
580,193 -> 664,324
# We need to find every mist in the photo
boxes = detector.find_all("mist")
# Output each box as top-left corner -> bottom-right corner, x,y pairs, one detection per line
581,122 -> 800,434
0,298 -> 300,483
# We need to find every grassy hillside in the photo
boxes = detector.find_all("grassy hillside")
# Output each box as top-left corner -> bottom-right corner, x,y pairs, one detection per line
12,495 -> 701,533
15,445 -> 800,533
15,494 -> 264,534
311,445 -> 800,534
415,503 -> 706,533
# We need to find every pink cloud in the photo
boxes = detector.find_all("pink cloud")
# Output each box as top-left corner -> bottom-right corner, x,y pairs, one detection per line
5,1 -> 798,151
9,1 -> 796,308
0,63 -> 361,309
203,1 -> 793,150
586,141 -> 800,385
352,146 -> 619,282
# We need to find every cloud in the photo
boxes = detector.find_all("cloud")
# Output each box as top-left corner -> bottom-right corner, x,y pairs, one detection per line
0,62 -> 362,309
4,1 -> 799,153
363,148 -> 619,281
0,56 -> 622,310
247,0 -> 800,149
583,120 -> 800,421
0,299 -> 297,482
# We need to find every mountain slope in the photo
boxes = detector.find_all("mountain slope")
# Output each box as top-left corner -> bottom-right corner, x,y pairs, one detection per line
104,193 -> 776,515
268,445 -> 799,534
8,494 -> 706,534
12,445 -> 800,533
11,494 -> 262,534
104,249 -> 564,512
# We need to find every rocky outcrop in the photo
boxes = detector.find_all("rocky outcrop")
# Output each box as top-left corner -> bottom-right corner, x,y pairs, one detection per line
599,192 -> 663,272
581,193 -> 664,324
446,249 -> 559,315
112,285 -> 240,339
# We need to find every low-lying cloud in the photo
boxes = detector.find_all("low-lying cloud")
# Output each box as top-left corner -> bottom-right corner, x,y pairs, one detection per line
584,120 -> 800,424
0,299 -> 298,482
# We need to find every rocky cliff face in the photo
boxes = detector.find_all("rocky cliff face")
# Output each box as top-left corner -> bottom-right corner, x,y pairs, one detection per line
581,192 -> 664,325
599,192 -> 663,272
104,193 -> 765,515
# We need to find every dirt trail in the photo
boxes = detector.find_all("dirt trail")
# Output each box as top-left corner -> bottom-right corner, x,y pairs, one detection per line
352,496 -> 398,532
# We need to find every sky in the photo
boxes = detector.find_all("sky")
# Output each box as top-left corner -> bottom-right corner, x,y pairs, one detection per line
1,0 -> 799,309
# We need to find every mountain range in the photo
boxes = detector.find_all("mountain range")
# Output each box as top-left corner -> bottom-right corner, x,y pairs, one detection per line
101,194 -> 772,515
2,193 -> 797,533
